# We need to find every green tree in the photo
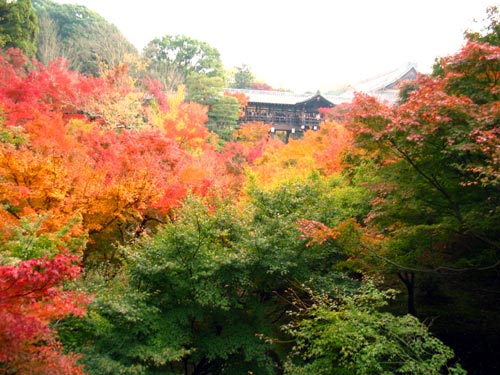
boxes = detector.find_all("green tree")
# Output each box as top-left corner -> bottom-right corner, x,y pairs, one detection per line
342,35 -> 500,373
242,175 -> 366,304
464,6 -> 500,46
61,175 -> 368,374
230,64 -> 255,89
0,215 -> 86,263
283,280 -> 465,375
0,0 -> 38,58
63,198 -> 277,375
186,73 -> 240,142
143,34 -> 223,89
33,0 -> 137,74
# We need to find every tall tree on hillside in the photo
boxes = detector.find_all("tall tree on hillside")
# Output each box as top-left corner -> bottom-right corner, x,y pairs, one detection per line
0,0 -> 38,58
35,11 -> 59,65
143,34 -> 224,90
33,0 -> 137,75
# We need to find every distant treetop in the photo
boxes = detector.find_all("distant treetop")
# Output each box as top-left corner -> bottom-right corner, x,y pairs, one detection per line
0,0 -> 39,58
33,0 -> 137,75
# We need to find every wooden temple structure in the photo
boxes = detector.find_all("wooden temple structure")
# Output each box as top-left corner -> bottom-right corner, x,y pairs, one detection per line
226,89 -> 335,141
226,64 -> 418,142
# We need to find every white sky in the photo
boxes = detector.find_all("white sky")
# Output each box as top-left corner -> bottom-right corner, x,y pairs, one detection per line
55,0 -> 496,92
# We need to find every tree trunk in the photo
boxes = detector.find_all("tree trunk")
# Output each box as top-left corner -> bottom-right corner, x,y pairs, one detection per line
398,271 -> 416,316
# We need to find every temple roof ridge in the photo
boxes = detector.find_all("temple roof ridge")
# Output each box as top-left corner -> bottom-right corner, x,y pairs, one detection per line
225,88 -> 325,105
353,62 -> 418,93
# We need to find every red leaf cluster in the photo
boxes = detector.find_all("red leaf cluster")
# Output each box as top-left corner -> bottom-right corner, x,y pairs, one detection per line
0,254 -> 90,374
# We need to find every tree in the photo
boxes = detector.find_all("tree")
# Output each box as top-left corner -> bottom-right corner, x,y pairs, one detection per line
64,198 -> 277,375
33,0 -> 137,75
144,57 -> 185,92
339,40 -> 500,269
186,73 -> 240,142
230,64 -> 255,89
0,0 -> 38,58
242,174 -> 364,306
0,253 -> 90,375
464,6 -> 500,46
60,174 -> 368,374
283,280 -> 465,375
250,121 -> 353,187
0,49 -> 219,265
158,85 -> 212,152
142,34 -> 223,89
251,81 -> 277,91
344,42 -> 500,269
224,89 -> 249,118
35,11 -> 59,66
338,39 -> 500,373
0,214 -> 86,263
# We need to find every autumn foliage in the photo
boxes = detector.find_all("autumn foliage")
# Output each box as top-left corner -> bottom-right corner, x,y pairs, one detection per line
0,25 -> 498,373
0,49 -> 225,249
0,49 -> 249,371
0,254 -> 89,374
250,121 -> 352,188
343,41 -> 500,187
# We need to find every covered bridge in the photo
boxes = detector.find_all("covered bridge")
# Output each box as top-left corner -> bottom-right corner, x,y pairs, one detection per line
226,89 -> 335,136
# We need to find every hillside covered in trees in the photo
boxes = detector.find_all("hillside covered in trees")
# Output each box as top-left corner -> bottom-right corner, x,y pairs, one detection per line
0,1 -> 499,374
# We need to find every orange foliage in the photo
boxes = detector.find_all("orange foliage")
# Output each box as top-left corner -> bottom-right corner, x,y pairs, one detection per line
0,50 -> 221,256
0,49 -> 357,256
250,121 -> 353,187
233,121 -> 269,144
296,218 -> 340,246
251,82 -> 276,91
224,90 -> 249,118
160,86 -> 212,153
306,121 -> 353,174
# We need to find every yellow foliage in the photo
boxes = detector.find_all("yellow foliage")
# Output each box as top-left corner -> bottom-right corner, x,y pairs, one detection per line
249,121 -> 352,189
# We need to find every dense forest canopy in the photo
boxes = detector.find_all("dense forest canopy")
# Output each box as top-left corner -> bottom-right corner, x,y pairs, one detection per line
0,1 -> 499,374
0,0 -> 38,57
32,0 -> 137,75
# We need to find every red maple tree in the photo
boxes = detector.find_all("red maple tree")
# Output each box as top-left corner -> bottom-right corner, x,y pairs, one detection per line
0,253 -> 90,374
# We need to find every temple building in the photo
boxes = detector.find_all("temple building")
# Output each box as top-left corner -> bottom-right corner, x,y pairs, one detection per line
227,63 -> 418,141
335,63 -> 418,104
226,89 -> 335,140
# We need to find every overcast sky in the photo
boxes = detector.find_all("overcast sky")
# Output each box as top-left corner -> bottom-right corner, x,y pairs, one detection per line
56,0 -> 496,92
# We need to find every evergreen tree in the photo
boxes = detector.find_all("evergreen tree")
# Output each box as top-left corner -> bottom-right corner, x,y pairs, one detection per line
0,0 -> 38,58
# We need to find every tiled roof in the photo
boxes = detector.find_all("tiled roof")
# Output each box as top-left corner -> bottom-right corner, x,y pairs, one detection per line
335,63 -> 418,104
225,89 -> 322,105
353,63 -> 418,93
226,63 -> 417,106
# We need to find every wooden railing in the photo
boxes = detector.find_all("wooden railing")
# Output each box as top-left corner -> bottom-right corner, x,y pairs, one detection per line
242,111 -> 321,127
